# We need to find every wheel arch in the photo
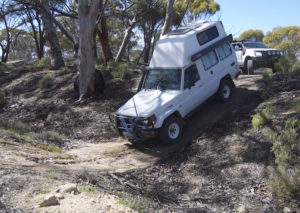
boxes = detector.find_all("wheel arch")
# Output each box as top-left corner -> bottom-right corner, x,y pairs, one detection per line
156,110 -> 183,128
221,74 -> 235,88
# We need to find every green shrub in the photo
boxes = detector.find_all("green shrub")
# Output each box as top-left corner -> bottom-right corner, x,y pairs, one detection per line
0,90 -> 7,108
292,61 -> 300,75
39,74 -> 53,89
252,104 -> 273,129
262,69 -> 272,83
33,58 -> 50,69
293,99 -> 300,113
0,63 -> 8,73
269,118 -> 300,199
106,61 -> 134,80
0,120 -> 31,134
275,56 -> 300,81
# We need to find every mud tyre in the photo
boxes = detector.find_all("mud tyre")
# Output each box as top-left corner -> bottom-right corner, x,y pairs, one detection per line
159,116 -> 183,145
216,79 -> 232,103
247,59 -> 254,75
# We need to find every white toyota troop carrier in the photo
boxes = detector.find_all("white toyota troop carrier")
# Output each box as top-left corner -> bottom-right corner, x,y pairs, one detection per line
110,21 -> 239,144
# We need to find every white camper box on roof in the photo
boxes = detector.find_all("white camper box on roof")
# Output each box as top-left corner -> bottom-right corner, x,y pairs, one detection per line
150,21 -> 227,68
111,20 -> 239,145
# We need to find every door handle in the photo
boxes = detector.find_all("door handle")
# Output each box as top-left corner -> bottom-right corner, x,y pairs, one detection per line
231,62 -> 235,66
199,84 -> 203,88
210,70 -> 214,75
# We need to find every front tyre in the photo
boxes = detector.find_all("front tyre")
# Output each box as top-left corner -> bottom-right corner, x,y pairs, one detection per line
159,116 -> 183,145
247,59 -> 254,75
216,79 -> 232,103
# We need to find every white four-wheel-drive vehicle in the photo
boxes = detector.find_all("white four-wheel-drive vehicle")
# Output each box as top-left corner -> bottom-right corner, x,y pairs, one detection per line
110,21 -> 239,144
232,40 -> 283,75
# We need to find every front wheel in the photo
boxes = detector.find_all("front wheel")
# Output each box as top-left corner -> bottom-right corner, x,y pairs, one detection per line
159,116 -> 183,145
216,79 -> 233,103
247,59 -> 254,75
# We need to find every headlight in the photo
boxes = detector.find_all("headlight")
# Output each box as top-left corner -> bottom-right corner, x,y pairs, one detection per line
143,115 -> 156,126
255,51 -> 262,57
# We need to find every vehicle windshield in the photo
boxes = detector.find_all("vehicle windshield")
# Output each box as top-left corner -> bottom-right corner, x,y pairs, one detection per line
143,68 -> 182,90
243,42 -> 267,49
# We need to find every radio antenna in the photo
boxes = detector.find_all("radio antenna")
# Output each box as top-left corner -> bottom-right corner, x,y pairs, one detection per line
132,96 -> 139,117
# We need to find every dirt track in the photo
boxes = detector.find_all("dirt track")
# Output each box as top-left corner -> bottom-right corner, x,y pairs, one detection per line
2,65 -> 298,212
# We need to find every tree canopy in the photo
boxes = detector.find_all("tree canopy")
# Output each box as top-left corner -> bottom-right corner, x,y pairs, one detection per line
239,29 -> 264,42
263,26 -> 300,59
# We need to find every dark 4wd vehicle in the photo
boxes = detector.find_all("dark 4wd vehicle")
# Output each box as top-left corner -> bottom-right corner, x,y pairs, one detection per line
232,40 -> 283,74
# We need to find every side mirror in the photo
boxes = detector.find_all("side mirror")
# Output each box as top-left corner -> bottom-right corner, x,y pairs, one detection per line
234,46 -> 241,51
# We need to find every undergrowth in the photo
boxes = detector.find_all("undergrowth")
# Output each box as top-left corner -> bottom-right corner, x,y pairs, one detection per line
103,61 -> 136,80
253,99 -> 300,200
39,74 -> 54,89
0,119 -> 64,153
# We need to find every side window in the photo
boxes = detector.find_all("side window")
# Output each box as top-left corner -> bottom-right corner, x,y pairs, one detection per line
197,26 -> 219,46
201,50 -> 219,71
184,64 -> 200,89
216,42 -> 232,61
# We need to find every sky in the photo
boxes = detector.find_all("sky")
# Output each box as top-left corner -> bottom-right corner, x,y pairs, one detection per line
210,0 -> 300,37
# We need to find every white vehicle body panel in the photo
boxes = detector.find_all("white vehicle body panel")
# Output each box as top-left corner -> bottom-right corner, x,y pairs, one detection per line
116,20 -> 239,131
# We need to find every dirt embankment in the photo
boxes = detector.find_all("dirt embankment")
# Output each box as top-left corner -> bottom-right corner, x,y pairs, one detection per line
0,62 -> 299,212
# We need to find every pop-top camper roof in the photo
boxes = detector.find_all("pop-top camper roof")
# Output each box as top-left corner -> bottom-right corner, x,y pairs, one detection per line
149,21 -> 228,68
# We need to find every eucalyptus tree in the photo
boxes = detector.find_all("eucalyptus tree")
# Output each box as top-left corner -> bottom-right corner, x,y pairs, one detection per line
77,0 -> 101,99
239,29 -> 264,42
0,0 -> 21,62
264,26 -> 300,59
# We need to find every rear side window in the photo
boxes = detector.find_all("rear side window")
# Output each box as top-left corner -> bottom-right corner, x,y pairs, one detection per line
216,42 -> 232,61
184,64 -> 200,89
197,26 -> 219,45
201,50 -> 219,71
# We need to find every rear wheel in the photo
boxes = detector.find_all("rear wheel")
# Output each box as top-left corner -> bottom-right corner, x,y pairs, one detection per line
159,116 -> 183,145
247,59 -> 254,75
216,79 -> 232,103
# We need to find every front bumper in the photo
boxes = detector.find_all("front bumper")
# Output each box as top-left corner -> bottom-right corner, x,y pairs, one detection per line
252,54 -> 281,68
109,114 -> 158,141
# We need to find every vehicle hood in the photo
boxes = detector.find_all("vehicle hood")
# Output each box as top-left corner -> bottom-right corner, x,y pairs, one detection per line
249,48 -> 280,52
116,89 -> 181,117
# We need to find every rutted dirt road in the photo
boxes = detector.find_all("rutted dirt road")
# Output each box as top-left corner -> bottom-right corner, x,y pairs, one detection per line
3,61 -> 299,212
0,72 -> 272,212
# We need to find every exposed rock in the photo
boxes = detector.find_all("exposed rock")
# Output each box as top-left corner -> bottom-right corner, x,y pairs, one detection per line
39,194 -> 60,207
283,207 -> 291,213
237,204 -> 247,213
56,183 -> 79,194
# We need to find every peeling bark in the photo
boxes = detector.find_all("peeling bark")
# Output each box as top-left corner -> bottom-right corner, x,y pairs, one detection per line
161,0 -> 175,36
115,14 -> 138,62
78,0 -> 100,99
40,0 -> 64,69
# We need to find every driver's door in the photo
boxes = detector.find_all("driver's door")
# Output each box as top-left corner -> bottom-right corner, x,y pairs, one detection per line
181,64 -> 203,116
233,44 -> 243,66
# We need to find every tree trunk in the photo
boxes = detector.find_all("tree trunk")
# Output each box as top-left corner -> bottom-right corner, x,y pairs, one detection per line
95,17 -> 113,65
93,30 -> 98,59
143,32 -> 153,63
161,0 -> 175,36
78,0 -> 100,99
40,0 -> 64,69
115,15 -> 137,62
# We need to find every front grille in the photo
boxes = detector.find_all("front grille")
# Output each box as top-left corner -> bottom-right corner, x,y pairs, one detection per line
116,115 -> 144,131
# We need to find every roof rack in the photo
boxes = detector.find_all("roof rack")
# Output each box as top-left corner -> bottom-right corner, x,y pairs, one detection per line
167,21 -> 208,35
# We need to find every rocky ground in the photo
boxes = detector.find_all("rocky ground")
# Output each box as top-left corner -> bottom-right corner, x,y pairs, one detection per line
0,61 -> 299,212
